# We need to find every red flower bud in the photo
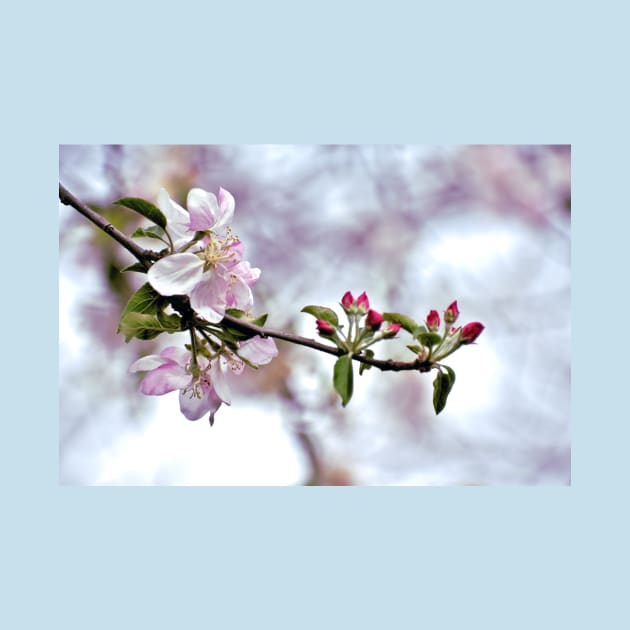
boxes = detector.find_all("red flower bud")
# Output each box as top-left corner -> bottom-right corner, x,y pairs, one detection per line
460,322 -> 484,344
444,300 -> 460,325
426,309 -> 440,332
356,291 -> 370,311
383,322 -> 401,337
316,319 -> 335,335
366,309 -> 383,329
341,291 -> 354,309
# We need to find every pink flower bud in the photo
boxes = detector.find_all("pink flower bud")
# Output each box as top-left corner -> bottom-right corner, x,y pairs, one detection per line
460,322 -> 484,344
356,291 -> 370,311
383,322 -> 401,337
316,319 -> 335,335
444,300 -> 460,325
426,309 -> 440,332
366,309 -> 383,330
341,291 -> 355,309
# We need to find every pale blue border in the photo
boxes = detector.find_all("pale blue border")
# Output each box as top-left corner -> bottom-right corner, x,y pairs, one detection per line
5,1 -> 625,628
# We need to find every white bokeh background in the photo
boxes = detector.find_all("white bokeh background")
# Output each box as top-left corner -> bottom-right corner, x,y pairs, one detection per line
59,144 -> 570,485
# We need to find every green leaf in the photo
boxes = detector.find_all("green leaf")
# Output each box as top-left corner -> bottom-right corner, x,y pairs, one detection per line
301,305 -> 339,327
120,262 -> 148,274
333,354 -> 354,406
359,349 -> 374,375
406,344 -> 422,354
412,325 -> 429,336
382,312 -> 418,334
117,283 -> 180,342
251,313 -> 268,327
432,369 -> 455,415
114,197 -> 167,229
442,365 -> 456,389
118,312 -> 182,342
131,225 -> 168,242
417,332 -> 442,347
119,283 -> 162,319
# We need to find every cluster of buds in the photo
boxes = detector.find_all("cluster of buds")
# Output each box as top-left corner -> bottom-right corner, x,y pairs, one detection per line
415,300 -> 484,364
306,290 -> 401,354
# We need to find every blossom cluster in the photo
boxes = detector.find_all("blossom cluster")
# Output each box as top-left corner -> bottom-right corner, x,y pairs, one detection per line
128,187 -> 278,423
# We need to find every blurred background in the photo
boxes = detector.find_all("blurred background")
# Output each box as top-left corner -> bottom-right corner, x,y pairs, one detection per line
59,145 -> 570,485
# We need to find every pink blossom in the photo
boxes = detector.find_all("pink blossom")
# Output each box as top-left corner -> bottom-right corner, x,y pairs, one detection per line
366,309 -> 384,330
426,309 -> 440,331
460,322 -> 485,344
129,336 -> 278,422
147,187 -> 260,322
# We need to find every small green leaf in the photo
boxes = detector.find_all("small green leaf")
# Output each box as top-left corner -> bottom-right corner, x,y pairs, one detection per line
118,312 -> 182,342
417,332 -> 442,347
121,262 -> 148,274
442,365 -> 456,389
382,312 -> 418,334
359,349 -> 374,375
412,325 -> 428,336
114,197 -> 167,229
301,305 -> 339,327
119,283 -> 162,319
225,308 -> 246,318
131,225 -> 168,242
333,354 -> 354,406
432,369 -> 455,415
251,313 -> 268,327
406,344 -> 422,354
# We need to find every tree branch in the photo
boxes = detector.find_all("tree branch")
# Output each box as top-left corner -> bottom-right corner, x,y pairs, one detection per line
59,183 -> 159,265
60,183 -> 432,374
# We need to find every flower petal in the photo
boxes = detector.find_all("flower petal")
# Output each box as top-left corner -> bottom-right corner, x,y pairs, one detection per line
157,188 -> 191,245
210,359 -> 233,404
160,346 -> 191,366
147,253 -> 204,296
140,363 -> 190,395
129,354 -> 164,373
226,274 -> 254,310
238,336 -> 278,365
179,383 -> 223,421
187,188 -> 219,231
190,273 -> 228,323
215,187 -> 235,229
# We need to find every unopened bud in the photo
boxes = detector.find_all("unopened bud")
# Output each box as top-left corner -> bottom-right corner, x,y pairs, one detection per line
356,291 -> 370,312
426,309 -> 440,332
316,319 -> 335,335
341,291 -> 354,309
383,322 -> 401,337
460,322 -> 484,344
366,309 -> 383,330
444,300 -> 460,325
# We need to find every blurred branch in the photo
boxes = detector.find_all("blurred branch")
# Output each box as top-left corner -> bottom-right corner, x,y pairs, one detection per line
59,183 -> 432,374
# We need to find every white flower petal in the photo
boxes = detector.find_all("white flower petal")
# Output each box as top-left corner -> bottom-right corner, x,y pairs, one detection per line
210,360 -> 233,405
140,363 -> 190,395
160,346 -> 191,367
215,187 -> 235,229
187,188 -> 219,231
147,254 -> 204,296
129,354 -> 164,373
238,336 -> 278,365
190,274 -> 228,323
157,188 -> 191,245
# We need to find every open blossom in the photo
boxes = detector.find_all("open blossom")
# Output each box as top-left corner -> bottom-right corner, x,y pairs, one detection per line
148,187 -> 260,322
129,336 -> 278,422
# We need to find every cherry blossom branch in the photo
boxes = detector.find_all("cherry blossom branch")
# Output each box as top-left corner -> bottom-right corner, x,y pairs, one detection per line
59,182 -> 431,374
219,312 -> 432,372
